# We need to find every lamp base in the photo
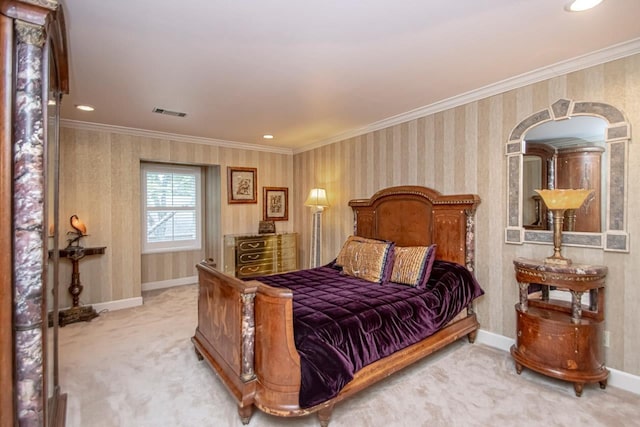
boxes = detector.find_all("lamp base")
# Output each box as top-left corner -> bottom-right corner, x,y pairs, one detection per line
309,210 -> 322,268
544,255 -> 572,266
48,305 -> 99,327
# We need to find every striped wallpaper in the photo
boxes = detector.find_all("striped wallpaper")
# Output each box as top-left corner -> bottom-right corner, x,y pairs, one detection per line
58,128 -> 294,304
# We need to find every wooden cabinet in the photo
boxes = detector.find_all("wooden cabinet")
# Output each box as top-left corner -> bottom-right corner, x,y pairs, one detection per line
224,233 -> 297,278
556,146 -> 604,232
522,143 -> 604,233
511,258 -> 608,396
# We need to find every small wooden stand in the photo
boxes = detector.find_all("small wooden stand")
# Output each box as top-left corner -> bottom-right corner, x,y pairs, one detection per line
56,246 -> 106,327
511,257 -> 608,396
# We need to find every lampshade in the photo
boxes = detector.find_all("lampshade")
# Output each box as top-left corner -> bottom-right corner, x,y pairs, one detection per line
304,188 -> 329,209
534,189 -> 593,210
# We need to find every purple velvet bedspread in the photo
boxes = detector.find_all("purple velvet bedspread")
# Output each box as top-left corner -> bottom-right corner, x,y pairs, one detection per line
252,260 -> 484,408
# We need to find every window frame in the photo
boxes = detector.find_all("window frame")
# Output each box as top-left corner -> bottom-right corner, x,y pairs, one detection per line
141,163 -> 203,254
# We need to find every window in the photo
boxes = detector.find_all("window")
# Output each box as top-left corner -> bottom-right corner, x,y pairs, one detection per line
141,163 -> 202,253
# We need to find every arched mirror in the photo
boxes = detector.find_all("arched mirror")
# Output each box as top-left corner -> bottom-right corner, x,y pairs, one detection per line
505,99 -> 630,252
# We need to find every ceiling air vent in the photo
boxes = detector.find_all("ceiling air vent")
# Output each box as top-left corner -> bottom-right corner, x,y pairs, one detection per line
152,107 -> 187,118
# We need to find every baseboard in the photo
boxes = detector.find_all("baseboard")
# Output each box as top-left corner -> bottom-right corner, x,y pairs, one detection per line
475,329 -> 514,353
141,276 -> 198,292
65,277 -> 197,316
476,329 -> 640,396
59,296 -> 143,315
92,296 -> 143,313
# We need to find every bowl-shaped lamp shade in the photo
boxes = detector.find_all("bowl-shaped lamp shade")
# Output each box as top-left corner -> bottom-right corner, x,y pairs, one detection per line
304,188 -> 329,209
534,189 -> 593,210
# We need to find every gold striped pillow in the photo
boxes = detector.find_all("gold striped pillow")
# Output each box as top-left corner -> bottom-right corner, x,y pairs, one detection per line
390,245 -> 437,288
336,236 -> 394,283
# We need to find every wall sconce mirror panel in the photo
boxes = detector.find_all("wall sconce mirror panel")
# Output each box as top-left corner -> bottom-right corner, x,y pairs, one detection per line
505,98 -> 630,252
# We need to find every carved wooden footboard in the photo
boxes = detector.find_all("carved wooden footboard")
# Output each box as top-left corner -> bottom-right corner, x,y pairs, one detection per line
191,262 -> 259,423
251,277 -> 479,426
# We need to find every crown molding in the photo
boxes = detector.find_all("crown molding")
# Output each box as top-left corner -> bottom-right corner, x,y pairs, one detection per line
60,119 -> 294,155
60,37 -> 640,157
293,37 -> 640,154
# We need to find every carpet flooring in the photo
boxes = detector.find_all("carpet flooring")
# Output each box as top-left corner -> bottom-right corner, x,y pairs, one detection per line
59,284 -> 640,426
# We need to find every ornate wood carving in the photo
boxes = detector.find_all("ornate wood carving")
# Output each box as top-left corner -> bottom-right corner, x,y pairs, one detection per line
350,185 -> 480,267
512,257 -> 608,396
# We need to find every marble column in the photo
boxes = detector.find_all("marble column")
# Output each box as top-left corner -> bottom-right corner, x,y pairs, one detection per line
13,19 -> 46,426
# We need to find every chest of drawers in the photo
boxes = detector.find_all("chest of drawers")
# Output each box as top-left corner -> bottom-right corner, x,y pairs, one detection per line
224,233 -> 297,278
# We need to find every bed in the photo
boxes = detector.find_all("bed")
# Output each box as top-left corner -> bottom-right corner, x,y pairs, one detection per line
192,185 -> 482,426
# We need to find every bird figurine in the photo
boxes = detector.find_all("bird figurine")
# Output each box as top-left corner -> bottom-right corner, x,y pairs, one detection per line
70,215 -> 87,235
67,215 -> 87,247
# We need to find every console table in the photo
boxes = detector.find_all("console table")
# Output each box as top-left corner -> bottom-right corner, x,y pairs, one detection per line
56,246 -> 106,326
510,257 -> 608,396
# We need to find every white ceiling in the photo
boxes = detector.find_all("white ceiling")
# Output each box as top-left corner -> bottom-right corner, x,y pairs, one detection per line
60,0 -> 640,151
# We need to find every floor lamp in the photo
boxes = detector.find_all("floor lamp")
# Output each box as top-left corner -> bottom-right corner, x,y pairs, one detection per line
304,188 -> 329,268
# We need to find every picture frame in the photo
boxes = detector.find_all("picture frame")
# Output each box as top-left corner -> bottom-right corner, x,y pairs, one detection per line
263,186 -> 288,221
258,220 -> 276,234
227,167 -> 257,204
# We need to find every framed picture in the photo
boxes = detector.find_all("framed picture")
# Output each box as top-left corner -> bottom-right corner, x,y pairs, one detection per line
227,167 -> 257,204
258,220 -> 276,234
263,187 -> 288,221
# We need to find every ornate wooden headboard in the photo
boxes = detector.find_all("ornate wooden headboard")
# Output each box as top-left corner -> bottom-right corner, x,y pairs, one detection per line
349,186 -> 481,270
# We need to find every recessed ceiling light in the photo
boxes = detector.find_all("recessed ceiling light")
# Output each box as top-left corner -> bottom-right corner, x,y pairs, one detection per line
263,134 -> 274,140
75,104 -> 95,112
565,0 -> 603,12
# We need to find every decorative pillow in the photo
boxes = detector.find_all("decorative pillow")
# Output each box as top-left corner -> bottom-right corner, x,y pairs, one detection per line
335,236 -> 395,284
390,244 -> 437,289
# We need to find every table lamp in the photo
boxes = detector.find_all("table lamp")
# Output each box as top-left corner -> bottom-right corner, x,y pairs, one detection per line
535,189 -> 594,265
